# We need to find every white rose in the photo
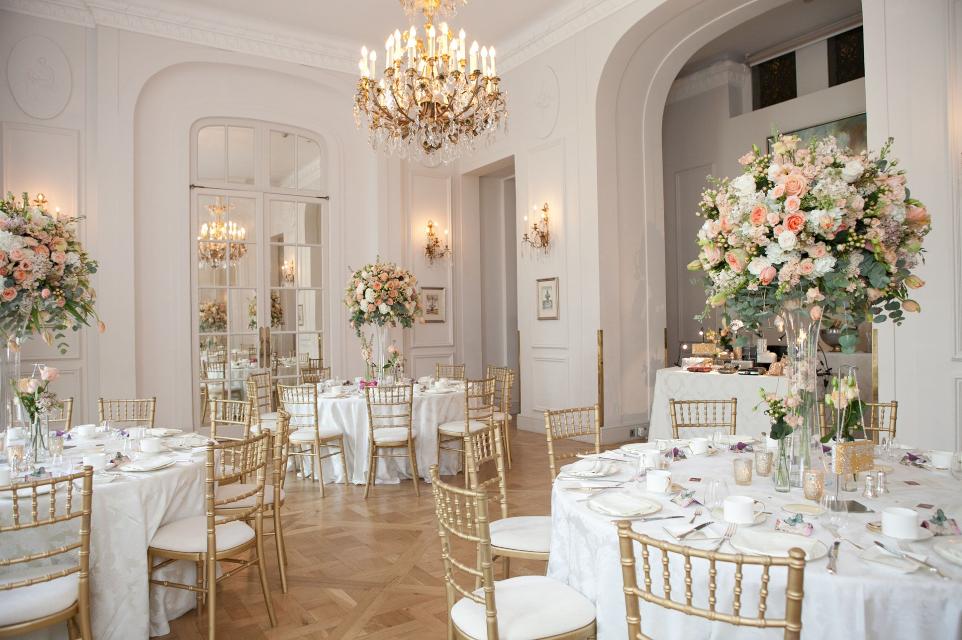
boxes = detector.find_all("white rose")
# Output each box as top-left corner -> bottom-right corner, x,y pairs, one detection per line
378,303 -> 389,314
812,256 -> 837,276
767,163 -> 782,182
777,230 -> 797,251
364,288 -> 376,303
765,243 -> 787,264
731,174 -> 756,196
747,256 -> 771,276
841,159 -> 864,183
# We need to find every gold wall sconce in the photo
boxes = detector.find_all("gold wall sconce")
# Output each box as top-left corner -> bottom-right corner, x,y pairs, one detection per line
281,258 -> 296,285
522,202 -> 551,252
424,219 -> 451,264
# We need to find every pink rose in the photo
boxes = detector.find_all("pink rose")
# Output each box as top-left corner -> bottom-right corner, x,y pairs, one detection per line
759,265 -> 777,285
784,212 -> 805,233
802,164 -> 817,179
850,195 -> 864,211
773,225 -> 785,236
1,288 -> 16,302
766,212 -> 781,226
771,184 -> 786,199
725,250 -> 748,273
738,152 -> 755,165
809,244 -> 827,258
367,303 -> 375,312
798,259 -> 815,276
782,174 -> 807,196
905,205 -> 930,227
720,216 -> 732,233
12,270 -> 26,283
9,249 -> 24,262
39,366 -> 59,382
41,288 -> 51,299
784,195 -> 801,212
703,245 -> 723,265
750,205 -> 767,226
51,251 -> 66,264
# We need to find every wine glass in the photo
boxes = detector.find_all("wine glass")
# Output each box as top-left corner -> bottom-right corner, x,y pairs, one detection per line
820,493 -> 849,532
705,478 -> 730,512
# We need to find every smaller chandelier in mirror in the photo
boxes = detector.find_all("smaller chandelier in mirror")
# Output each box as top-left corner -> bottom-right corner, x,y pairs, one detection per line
399,0 -> 465,21
198,197 -> 247,269
424,219 -> 451,264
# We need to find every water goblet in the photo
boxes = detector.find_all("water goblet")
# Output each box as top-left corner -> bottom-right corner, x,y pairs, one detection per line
820,494 -> 849,532
48,434 -> 64,466
705,478 -> 730,512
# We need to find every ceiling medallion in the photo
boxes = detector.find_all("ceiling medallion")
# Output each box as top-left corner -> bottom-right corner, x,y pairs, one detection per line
353,0 -> 508,165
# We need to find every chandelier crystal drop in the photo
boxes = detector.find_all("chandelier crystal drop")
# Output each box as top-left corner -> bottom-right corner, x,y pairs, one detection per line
398,0 -> 465,21
197,197 -> 248,270
353,1 -> 508,165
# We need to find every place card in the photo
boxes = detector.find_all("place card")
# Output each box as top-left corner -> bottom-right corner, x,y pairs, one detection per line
916,503 -> 935,510
688,477 -> 702,482
904,480 -> 921,486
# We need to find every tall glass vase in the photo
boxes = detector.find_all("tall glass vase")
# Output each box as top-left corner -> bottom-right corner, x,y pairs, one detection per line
28,411 -> 48,465
773,437 -> 791,492
0,337 -> 25,430
371,324 -> 389,382
781,303 -> 822,488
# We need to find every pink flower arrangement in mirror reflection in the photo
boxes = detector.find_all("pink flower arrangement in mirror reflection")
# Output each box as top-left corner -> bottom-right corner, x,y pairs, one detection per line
15,364 -> 61,421
0,192 -> 104,352
344,258 -> 423,335
689,135 -> 931,352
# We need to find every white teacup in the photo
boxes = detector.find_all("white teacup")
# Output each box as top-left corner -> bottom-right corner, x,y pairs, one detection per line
646,469 -> 671,494
82,453 -> 107,471
141,438 -> 164,454
0,464 -> 10,486
689,437 -> 709,455
723,495 -> 757,524
74,424 -> 97,439
638,449 -> 661,471
929,450 -> 953,469
882,507 -> 920,539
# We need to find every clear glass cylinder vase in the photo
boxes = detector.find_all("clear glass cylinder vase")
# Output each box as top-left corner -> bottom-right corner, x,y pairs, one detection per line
781,303 -> 822,487
371,324 -> 389,382
0,337 -> 25,430
773,437 -> 791,492
28,411 -> 48,465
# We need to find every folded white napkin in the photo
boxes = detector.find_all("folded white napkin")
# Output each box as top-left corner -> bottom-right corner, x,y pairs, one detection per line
563,459 -> 615,478
589,492 -> 658,517
731,529 -> 820,559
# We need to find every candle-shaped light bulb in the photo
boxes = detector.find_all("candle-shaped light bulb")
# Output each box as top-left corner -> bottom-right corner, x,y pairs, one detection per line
386,36 -> 393,67
480,46 -> 488,75
459,28 -> 466,52
469,40 -> 479,73
369,50 -> 376,77
489,47 -> 496,75
360,46 -> 369,76
426,24 -> 435,57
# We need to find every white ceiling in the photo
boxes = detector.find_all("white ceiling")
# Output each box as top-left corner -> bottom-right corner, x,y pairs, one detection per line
159,0 -> 564,50
680,0 -> 862,75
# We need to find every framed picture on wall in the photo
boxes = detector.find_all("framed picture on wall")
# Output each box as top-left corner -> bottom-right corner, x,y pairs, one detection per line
422,287 -> 446,323
536,277 -> 560,320
766,113 -> 867,154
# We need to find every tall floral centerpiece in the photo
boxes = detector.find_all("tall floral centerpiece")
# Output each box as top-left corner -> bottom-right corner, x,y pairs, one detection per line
344,258 -> 422,381
690,135 -> 930,485
0,193 -> 102,461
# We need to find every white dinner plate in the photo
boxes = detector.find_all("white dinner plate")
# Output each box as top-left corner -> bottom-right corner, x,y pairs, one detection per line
620,442 -> 658,454
729,529 -> 829,561
933,537 -> 962,566
146,428 -> 183,437
120,455 -> 176,472
586,492 -> 662,518
860,547 -> 922,573
561,459 -> 618,479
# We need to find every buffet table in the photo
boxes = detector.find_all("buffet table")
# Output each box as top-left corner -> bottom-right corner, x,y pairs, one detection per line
547,448 -> 962,639
648,367 -> 787,441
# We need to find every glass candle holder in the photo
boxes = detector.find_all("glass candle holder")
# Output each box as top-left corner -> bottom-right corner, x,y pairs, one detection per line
754,450 -> 773,477
803,469 -> 825,502
733,458 -> 753,486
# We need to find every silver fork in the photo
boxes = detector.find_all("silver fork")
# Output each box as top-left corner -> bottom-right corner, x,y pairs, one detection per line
711,524 -> 736,552
687,508 -> 704,524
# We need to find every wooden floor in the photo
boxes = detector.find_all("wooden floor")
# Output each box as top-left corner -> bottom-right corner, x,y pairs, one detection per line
162,426 -> 576,639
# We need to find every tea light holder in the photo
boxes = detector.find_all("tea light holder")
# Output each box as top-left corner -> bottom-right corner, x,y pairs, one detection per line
754,450 -> 773,477
830,440 -> 875,510
733,457 -> 753,486
802,468 -> 825,502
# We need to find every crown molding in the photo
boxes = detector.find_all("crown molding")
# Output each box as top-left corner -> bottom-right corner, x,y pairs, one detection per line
667,59 -> 750,105
0,0 -> 358,73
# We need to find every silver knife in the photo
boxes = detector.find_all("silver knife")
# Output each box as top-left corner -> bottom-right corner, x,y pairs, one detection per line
636,515 -> 685,523
873,541 -> 948,579
677,521 -> 713,540
827,540 -> 840,574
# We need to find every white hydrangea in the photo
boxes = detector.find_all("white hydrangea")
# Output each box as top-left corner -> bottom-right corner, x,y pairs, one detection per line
364,288 -> 376,303
0,229 -> 23,253
766,243 -> 788,265
841,159 -> 864,183
747,256 -> 771,276
812,256 -> 837,277
730,174 -> 756,196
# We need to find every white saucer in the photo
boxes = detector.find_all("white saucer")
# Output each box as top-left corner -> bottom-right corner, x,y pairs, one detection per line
782,503 -> 826,517
729,529 -> 829,561
866,521 -> 936,541
710,505 -> 769,527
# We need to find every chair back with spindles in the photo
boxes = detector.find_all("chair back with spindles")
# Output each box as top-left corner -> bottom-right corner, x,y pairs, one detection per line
48,397 -> 74,432
98,397 -> 157,427
272,410 -> 293,490
307,357 -> 323,369
615,521 -> 805,640
208,432 -> 270,549
435,363 -> 466,380
301,365 -> 332,385
209,398 -> 253,442
485,365 -> 514,416
820,400 -> 897,443
544,405 -> 602,478
246,370 -> 274,416
0,467 -> 94,635
463,378 -> 496,426
465,422 -> 508,521
365,383 -> 414,443
278,384 -> 319,432
668,398 -> 737,438
429,465 -> 500,640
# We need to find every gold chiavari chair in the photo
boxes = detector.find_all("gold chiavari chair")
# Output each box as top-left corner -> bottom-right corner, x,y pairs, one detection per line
364,383 -> 419,498
47,397 -> 74,432
208,398 -> 253,443
465,421 -> 551,578
307,357 -> 323,369
97,397 -> 156,427
218,411 -> 292,592
246,370 -> 278,432
278,384 -> 348,496
668,398 -> 737,439
437,377 -> 496,486
0,466 -> 94,639
148,433 -> 276,638
544,405 -> 602,479
820,400 -> 898,444
615,521 -> 805,639
300,365 -> 332,385
204,361 -> 228,401
430,465 -> 597,640
486,365 -> 516,469
435,363 -> 466,380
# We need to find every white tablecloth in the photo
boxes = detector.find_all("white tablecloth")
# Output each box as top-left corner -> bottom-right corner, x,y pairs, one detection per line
2,450 -> 206,639
548,449 -> 962,639
288,390 -> 464,484
648,367 -> 787,441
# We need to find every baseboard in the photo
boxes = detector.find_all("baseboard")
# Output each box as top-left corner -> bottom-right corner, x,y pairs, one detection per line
515,415 -> 649,445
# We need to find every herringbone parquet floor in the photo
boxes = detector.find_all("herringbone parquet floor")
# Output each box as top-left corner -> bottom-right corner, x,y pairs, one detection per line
162,426 -> 582,640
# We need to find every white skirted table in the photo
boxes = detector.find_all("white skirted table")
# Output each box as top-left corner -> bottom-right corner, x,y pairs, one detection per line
295,389 -> 465,484
547,449 -> 962,639
1,440 -> 208,639
648,367 -> 786,441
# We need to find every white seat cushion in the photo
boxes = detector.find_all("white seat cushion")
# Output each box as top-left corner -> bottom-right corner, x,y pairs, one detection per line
450,575 -> 595,640
493,411 -> 508,422
216,482 -> 285,507
149,515 -> 255,553
290,425 -> 340,442
438,420 -> 490,435
258,411 -> 278,425
373,427 -> 413,444
0,569 -> 78,626
490,516 -> 551,554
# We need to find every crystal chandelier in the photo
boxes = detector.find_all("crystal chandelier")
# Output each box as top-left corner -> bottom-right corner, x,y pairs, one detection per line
197,197 -> 248,269
399,0 -> 465,21
353,0 -> 508,165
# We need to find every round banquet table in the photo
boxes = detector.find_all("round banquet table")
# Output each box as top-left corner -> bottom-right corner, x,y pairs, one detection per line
548,446 -> 962,640
1,434 -> 209,640
291,388 -> 464,484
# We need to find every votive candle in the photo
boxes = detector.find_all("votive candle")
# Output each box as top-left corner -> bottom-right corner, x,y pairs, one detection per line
803,469 -> 825,502
733,458 -> 753,486
754,450 -> 773,477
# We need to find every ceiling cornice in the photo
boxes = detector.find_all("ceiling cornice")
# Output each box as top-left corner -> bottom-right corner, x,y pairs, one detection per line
0,0 -> 636,76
